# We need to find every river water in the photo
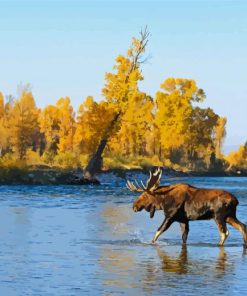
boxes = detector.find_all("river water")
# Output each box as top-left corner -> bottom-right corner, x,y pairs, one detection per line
0,175 -> 246,295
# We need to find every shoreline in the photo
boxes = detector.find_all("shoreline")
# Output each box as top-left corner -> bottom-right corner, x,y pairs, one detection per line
0,167 -> 246,185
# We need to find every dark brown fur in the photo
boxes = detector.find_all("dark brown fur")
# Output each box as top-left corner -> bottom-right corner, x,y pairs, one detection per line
132,183 -> 247,247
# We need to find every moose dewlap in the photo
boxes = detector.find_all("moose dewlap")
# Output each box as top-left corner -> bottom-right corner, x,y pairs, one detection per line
127,168 -> 247,247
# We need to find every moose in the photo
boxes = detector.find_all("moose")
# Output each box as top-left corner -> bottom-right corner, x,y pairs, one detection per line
127,168 -> 247,247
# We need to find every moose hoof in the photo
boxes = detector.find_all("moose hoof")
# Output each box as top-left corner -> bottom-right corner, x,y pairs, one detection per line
151,238 -> 157,244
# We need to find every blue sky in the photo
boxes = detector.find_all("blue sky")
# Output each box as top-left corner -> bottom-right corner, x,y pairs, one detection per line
0,0 -> 246,152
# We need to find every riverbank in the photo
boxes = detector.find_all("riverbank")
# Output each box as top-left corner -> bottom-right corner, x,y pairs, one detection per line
0,166 -> 246,185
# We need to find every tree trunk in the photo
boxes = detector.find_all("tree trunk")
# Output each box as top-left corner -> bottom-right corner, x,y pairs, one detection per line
83,138 -> 107,180
83,113 -> 120,181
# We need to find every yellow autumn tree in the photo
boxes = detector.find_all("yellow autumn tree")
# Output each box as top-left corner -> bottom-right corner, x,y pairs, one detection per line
74,96 -> 114,155
0,92 -> 4,117
226,144 -> 247,169
0,92 -> 7,156
56,97 -> 75,153
0,95 -> 15,156
185,107 -> 219,169
108,93 -> 154,157
38,104 -> 61,152
155,78 -> 205,158
8,91 -> 40,159
214,117 -> 227,159
84,28 -> 150,179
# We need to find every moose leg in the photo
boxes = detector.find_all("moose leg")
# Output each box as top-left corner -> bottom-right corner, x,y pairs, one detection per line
215,217 -> 229,246
226,217 -> 247,248
152,217 -> 173,243
180,222 -> 189,244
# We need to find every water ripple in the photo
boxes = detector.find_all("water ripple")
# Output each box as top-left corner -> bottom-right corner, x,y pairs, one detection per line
0,177 -> 247,295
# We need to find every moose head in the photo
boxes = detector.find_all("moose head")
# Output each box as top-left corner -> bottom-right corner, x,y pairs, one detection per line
126,168 -> 163,218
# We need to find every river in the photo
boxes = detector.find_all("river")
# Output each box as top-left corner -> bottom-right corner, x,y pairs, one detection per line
0,175 -> 246,295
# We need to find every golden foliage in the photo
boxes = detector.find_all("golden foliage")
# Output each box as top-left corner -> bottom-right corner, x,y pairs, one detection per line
8,91 -> 40,159
0,31 -> 239,172
155,78 -> 205,151
226,145 -> 247,169
0,80 -> 233,171
214,117 -> 227,158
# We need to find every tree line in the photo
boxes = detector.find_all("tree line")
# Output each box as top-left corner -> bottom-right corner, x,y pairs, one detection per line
0,30 -> 246,172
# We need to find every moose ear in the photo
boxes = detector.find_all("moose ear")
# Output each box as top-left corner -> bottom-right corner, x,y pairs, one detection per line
150,205 -> 156,218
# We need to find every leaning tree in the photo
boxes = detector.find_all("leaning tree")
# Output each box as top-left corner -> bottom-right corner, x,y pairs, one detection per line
84,28 -> 150,181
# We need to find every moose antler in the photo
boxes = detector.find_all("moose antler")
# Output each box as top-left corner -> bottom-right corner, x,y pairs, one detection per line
126,180 -> 144,192
145,167 -> 162,191
126,167 -> 162,193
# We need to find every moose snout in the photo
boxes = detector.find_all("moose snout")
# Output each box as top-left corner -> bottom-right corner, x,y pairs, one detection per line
133,205 -> 138,212
133,204 -> 144,212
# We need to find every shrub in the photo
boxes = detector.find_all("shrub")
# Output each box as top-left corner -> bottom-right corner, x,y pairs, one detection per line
103,154 -> 163,170
79,154 -> 90,168
25,149 -> 42,166
138,155 -> 163,169
0,154 -> 28,182
54,152 -> 79,168
225,145 -> 247,169
0,153 -> 27,169
42,151 -> 56,166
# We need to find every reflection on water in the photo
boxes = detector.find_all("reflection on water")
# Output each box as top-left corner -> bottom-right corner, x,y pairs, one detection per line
156,244 -> 189,274
0,177 -> 247,295
215,247 -> 229,274
156,245 -> 230,275
97,242 -> 245,295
